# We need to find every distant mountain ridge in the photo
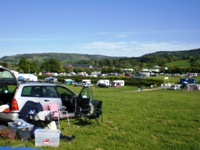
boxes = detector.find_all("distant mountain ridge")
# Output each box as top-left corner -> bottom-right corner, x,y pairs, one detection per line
0,53 -> 117,64
143,48 -> 200,58
0,48 -> 199,65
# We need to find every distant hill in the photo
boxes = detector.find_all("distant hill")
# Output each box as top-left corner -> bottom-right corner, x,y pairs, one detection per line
0,53 -> 116,65
142,48 -> 200,58
0,48 -> 199,66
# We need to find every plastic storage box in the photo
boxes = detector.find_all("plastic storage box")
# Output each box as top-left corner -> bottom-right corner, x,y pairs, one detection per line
34,129 -> 60,147
8,119 -> 34,132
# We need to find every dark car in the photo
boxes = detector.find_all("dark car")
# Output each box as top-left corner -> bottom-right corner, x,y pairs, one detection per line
97,83 -> 109,88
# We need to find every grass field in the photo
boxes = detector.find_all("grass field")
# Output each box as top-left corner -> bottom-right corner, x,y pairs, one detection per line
165,59 -> 200,68
0,85 -> 200,150
165,60 -> 190,68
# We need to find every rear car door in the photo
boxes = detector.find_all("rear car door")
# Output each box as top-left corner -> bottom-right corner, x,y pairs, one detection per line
18,85 -> 62,111
0,66 -> 17,106
41,85 -> 62,110
0,66 -> 18,121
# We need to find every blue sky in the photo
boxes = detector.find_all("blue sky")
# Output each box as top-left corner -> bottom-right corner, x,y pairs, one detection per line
0,0 -> 200,58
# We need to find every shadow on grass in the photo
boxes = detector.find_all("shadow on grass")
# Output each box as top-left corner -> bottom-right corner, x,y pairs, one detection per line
73,117 -> 101,126
73,117 -> 93,126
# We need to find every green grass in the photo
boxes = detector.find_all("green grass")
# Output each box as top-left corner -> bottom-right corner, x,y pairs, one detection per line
165,59 -> 200,68
0,85 -> 200,150
166,60 -> 190,68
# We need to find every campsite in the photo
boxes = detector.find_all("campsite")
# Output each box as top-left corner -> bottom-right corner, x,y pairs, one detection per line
1,0 -> 200,148
0,84 -> 199,150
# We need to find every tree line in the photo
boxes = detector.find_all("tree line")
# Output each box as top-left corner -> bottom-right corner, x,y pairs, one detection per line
0,48 -> 200,74
5,57 -> 200,74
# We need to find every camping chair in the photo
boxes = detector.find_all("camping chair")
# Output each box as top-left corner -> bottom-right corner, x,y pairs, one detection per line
80,97 -> 91,115
48,103 -> 70,128
82,100 -> 103,125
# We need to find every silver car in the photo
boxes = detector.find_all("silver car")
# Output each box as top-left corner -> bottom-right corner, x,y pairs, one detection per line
0,66 -> 94,121
170,84 -> 181,90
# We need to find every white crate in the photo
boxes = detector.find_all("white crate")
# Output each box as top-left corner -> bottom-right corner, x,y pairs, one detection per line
34,129 -> 60,147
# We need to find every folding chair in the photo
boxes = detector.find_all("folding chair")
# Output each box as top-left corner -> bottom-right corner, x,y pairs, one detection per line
82,100 -> 103,125
48,103 -> 70,128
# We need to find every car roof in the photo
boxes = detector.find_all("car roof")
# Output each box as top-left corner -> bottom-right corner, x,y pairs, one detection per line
18,82 -> 58,86
18,81 -> 78,95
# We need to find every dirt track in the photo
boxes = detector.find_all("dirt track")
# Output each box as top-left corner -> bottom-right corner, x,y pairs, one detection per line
124,87 -> 165,92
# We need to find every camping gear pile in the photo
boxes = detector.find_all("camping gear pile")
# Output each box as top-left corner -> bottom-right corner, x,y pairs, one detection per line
0,101 -> 75,147
0,98 -> 102,147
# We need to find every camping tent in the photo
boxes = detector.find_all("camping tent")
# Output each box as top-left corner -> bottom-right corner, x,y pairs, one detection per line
184,84 -> 200,91
63,79 -> 74,85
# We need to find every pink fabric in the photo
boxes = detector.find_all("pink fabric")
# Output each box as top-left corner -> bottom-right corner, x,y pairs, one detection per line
49,103 -> 59,117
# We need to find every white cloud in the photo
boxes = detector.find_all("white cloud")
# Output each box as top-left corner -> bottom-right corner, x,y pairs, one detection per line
74,41 -> 200,57
1,36 -> 200,57
81,42 -> 126,49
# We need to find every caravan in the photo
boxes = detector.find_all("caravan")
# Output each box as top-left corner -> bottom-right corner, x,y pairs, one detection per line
111,80 -> 125,87
97,79 -> 110,88
82,79 -> 93,87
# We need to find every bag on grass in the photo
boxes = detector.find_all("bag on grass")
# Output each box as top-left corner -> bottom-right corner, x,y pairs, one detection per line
0,128 -> 16,139
16,128 -> 31,141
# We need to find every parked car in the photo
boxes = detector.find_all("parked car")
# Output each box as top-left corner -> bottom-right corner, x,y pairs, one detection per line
73,82 -> 83,86
170,84 -> 181,90
44,77 -> 58,83
0,66 -> 96,122
97,83 -> 109,88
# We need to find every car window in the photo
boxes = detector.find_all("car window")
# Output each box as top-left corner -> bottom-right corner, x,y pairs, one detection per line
0,70 -> 13,78
0,67 -> 17,85
21,86 -> 31,96
0,85 -> 15,94
43,86 -> 58,97
56,86 -> 75,97
21,86 -> 41,97
21,86 -> 59,98
79,88 -> 91,99
0,85 -> 8,94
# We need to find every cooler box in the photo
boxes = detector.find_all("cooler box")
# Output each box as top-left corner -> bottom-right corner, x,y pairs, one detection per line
8,119 -> 34,132
34,129 -> 60,147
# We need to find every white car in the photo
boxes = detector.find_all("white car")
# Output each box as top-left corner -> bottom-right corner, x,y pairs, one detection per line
170,85 -> 181,90
0,66 -> 95,121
